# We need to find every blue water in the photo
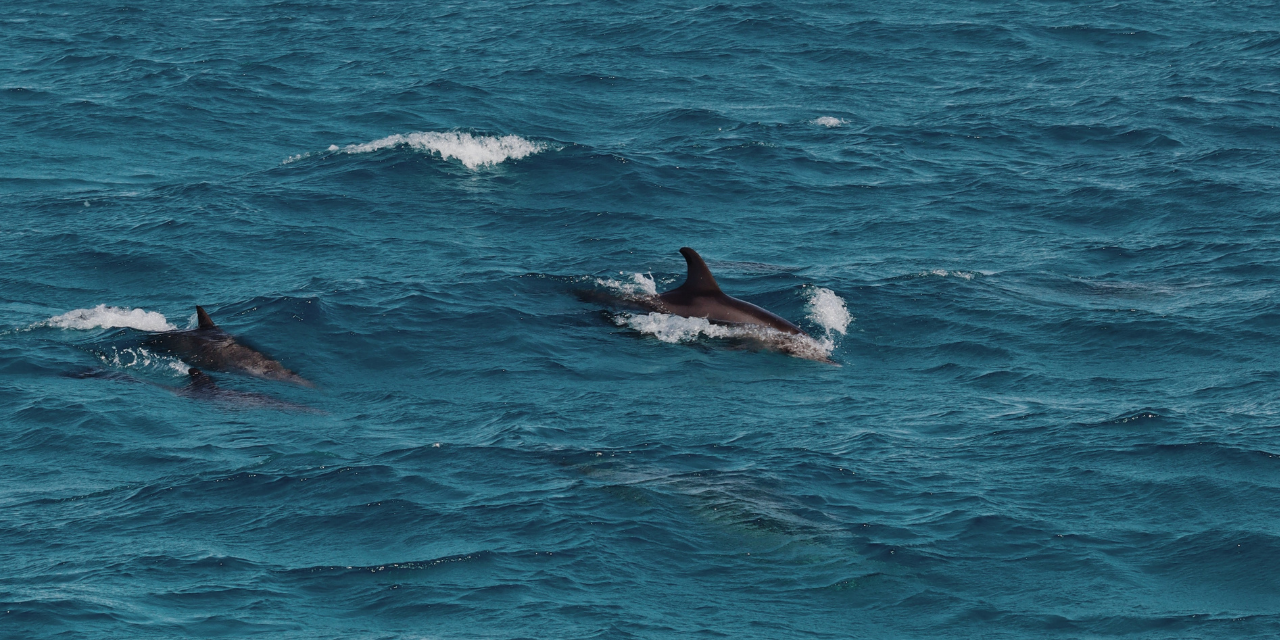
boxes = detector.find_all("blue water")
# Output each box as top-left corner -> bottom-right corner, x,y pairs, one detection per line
3,1 -> 1280,637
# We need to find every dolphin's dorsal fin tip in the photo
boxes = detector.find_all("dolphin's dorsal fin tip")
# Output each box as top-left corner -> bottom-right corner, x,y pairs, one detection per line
678,247 -> 721,294
195,306 -> 217,330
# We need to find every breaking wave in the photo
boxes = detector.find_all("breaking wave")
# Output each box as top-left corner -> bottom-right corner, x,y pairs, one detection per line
295,131 -> 548,169
40,305 -> 177,332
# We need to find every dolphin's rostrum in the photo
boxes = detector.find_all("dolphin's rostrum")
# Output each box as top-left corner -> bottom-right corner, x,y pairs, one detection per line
144,306 -> 313,386
647,247 -> 807,335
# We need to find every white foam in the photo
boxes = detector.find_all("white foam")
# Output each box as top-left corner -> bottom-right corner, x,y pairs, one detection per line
619,312 -> 733,343
922,269 -> 977,280
812,116 -> 846,127
42,305 -> 176,332
615,312 -> 836,363
595,272 -> 658,297
96,346 -> 188,376
805,287 -> 852,336
337,131 -> 547,169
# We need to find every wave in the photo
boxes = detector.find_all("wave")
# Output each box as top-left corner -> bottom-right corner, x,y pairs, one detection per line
294,131 -> 548,169
40,305 -> 177,332
920,269 -> 980,280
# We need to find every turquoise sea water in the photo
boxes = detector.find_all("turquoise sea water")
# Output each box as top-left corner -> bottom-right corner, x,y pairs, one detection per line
3,1 -> 1280,638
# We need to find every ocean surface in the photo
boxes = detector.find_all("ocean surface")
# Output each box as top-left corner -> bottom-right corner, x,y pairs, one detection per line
3,1 -> 1279,638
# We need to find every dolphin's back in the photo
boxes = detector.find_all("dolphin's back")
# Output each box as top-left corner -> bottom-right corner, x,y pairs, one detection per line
145,306 -> 313,386
655,248 -> 805,336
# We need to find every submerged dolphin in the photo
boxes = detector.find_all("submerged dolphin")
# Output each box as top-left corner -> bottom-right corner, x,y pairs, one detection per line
180,368 -> 316,411
144,306 -> 312,387
63,367 -> 314,412
646,248 -> 807,335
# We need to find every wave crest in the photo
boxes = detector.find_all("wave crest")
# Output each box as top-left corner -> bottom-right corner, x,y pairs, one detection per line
336,131 -> 546,169
42,305 -> 176,332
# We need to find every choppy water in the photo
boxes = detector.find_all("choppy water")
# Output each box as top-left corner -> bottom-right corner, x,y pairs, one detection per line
3,1 -> 1280,638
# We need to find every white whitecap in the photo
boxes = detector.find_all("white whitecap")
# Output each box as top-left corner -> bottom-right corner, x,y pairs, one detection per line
922,269 -> 977,280
812,116 -> 846,128
337,131 -> 546,169
42,305 -> 176,332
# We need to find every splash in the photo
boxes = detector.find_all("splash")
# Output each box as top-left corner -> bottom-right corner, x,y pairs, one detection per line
618,312 -> 734,343
614,312 -> 838,363
812,116 -> 846,127
96,347 -> 189,376
41,305 -> 177,332
333,131 -> 546,169
595,272 -> 658,297
805,287 -> 852,336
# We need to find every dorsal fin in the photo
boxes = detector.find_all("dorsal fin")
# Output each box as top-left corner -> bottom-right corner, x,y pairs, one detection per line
195,306 -> 217,330
676,247 -> 721,295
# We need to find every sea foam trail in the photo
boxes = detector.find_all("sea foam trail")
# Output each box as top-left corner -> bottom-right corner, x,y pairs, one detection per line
42,305 -> 176,332
601,276 -> 852,363
96,347 -> 189,376
595,272 -> 657,296
319,131 -> 547,169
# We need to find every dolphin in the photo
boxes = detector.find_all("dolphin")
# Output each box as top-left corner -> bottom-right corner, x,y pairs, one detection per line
179,368 -> 317,411
646,248 -> 807,335
63,367 -> 315,412
143,306 -> 313,387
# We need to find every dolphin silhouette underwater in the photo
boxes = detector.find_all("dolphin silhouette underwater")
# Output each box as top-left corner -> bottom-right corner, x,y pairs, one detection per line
63,367 -> 315,412
644,247 -> 808,335
180,368 -> 316,411
143,306 -> 313,387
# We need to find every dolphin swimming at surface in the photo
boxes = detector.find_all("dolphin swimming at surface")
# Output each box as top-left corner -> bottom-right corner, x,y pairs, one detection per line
644,247 -> 807,335
143,306 -> 313,386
